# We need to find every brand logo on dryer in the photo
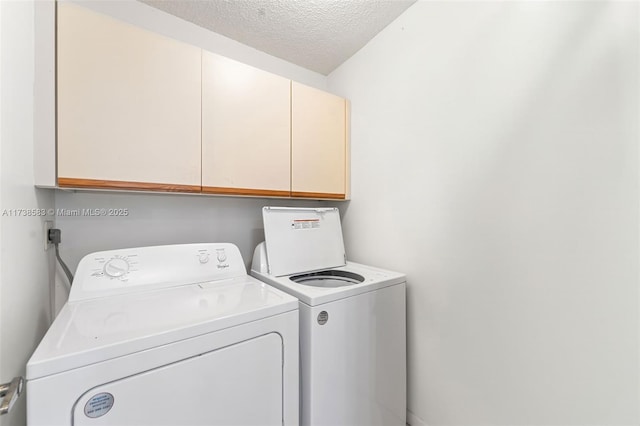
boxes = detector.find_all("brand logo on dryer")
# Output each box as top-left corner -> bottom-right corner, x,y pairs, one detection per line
216,249 -> 229,269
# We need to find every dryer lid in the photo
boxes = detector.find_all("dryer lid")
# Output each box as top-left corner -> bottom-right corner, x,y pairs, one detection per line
262,207 -> 346,277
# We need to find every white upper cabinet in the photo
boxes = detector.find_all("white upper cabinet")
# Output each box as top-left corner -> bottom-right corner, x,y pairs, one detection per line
56,2 -> 202,191
201,52 -> 291,197
43,3 -> 349,198
291,82 -> 347,199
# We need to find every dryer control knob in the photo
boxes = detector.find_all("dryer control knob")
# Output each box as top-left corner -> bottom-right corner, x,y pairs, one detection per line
198,253 -> 210,264
103,257 -> 130,278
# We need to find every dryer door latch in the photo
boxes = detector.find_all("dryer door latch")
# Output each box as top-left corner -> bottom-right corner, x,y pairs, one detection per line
0,376 -> 24,415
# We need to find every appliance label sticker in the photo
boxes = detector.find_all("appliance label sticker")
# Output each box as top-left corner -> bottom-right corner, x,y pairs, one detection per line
292,219 -> 320,230
84,392 -> 114,418
318,311 -> 329,325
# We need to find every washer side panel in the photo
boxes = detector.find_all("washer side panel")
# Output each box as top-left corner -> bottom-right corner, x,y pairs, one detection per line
300,283 -> 406,426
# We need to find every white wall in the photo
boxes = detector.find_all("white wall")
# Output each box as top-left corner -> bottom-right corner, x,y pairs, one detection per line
328,2 -> 639,425
0,1 -> 56,425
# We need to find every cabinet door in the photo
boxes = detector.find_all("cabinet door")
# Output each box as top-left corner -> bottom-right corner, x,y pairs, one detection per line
291,82 -> 347,199
202,52 -> 291,197
57,3 -> 202,192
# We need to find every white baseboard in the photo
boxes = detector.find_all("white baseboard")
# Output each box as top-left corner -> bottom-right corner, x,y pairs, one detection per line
407,410 -> 427,426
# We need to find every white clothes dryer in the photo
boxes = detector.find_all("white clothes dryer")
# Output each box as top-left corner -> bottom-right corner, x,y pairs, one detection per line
251,207 -> 406,426
26,243 -> 298,426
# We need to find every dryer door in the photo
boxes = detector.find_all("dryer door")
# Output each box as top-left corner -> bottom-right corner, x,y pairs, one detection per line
72,333 -> 283,425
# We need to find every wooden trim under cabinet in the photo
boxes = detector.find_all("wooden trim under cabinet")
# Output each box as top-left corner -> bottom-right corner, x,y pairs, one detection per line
58,177 -> 202,193
291,191 -> 346,200
58,179 -> 346,199
202,186 -> 291,198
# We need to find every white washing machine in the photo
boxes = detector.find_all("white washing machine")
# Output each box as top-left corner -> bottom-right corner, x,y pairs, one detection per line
26,243 -> 299,426
250,207 -> 406,426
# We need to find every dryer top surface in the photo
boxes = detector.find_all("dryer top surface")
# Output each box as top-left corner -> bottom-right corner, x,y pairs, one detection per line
28,244 -> 297,380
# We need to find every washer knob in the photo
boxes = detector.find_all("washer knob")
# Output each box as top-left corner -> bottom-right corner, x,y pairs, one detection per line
198,253 -> 210,264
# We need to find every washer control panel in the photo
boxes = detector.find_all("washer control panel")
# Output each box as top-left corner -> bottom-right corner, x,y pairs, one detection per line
70,243 -> 246,302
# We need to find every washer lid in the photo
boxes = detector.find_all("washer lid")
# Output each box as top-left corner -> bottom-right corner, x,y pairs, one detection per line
263,207 -> 346,277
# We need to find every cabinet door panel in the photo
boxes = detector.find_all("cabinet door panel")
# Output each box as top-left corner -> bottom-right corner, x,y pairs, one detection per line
202,52 -> 291,196
291,82 -> 346,198
57,3 -> 201,189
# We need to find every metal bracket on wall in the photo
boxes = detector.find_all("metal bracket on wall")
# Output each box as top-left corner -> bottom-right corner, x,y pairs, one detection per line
0,377 -> 24,415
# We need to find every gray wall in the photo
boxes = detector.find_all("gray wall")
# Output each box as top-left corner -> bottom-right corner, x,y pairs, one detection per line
328,2 -> 639,425
53,192 -> 332,304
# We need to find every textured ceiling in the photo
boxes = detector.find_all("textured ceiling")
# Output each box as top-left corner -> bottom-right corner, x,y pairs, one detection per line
139,0 -> 416,75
